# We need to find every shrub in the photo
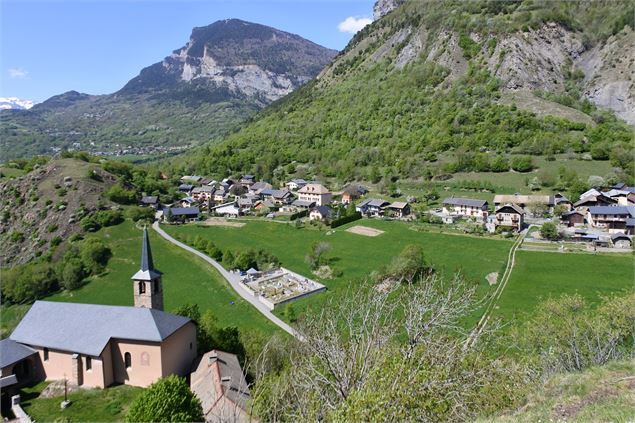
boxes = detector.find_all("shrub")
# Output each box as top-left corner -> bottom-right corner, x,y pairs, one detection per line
105,183 -> 137,205
540,222 -> 559,241
510,156 -> 534,172
126,375 -> 203,423
126,206 -> 155,222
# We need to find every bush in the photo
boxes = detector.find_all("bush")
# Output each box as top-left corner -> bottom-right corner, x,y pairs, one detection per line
79,238 -> 112,274
510,156 -> 534,172
60,257 -> 86,290
126,206 -> 155,222
105,183 -> 137,205
1,263 -> 59,304
126,375 -> 203,423
540,222 -> 560,241
490,155 -> 509,172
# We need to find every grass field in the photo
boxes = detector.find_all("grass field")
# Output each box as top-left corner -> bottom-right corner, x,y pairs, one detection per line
45,220 -> 278,335
492,250 -> 634,322
164,218 -> 513,322
18,381 -> 142,422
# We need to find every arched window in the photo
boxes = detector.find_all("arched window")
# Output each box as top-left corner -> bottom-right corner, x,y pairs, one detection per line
124,352 -> 131,369
85,356 -> 92,371
139,281 -> 145,294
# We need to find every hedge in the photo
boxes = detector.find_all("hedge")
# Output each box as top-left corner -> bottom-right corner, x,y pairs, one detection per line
330,212 -> 362,228
290,209 -> 309,221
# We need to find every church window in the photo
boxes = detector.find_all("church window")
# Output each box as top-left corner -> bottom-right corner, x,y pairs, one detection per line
125,352 -> 132,368
139,281 -> 145,294
85,356 -> 92,371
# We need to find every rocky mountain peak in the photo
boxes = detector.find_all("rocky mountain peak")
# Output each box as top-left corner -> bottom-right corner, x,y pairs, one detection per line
373,0 -> 406,19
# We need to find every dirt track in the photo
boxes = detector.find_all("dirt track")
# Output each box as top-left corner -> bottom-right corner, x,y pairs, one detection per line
346,225 -> 385,237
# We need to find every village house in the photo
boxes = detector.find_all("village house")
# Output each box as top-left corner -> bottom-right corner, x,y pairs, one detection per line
249,181 -> 273,196
212,202 -> 241,217
309,205 -> 332,222
286,179 -> 307,191
611,233 -> 632,249
442,198 -> 489,220
297,183 -> 332,206
178,196 -> 196,208
140,196 -> 160,209
340,184 -> 367,204
493,194 -> 554,215
386,202 -> 411,218
3,229 -> 197,389
239,175 -> 256,188
494,204 -> 525,231
178,183 -> 193,193
190,350 -> 252,423
573,194 -> 617,210
163,207 -> 200,223
560,210 -> 586,227
356,199 -> 390,217
554,193 -> 572,211
191,186 -> 215,202
180,175 -> 202,184
261,188 -> 294,205
290,199 -> 315,210
586,206 -> 635,234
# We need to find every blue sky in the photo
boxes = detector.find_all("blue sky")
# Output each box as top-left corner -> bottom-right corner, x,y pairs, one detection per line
1,0 -> 375,103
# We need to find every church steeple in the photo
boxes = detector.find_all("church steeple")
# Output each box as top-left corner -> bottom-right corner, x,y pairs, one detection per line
132,228 -> 163,310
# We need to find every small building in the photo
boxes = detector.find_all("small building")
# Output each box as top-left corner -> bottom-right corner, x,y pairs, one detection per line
181,175 -> 202,184
611,233 -> 632,249
309,205 -> 332,222
286,179 -> 307,191
340,185 -> 367,204
140,196 -> 159,209
239,175 -> 255,187
0,339 -> 40,391
493,194 -> 554,215
190,350 -> 252,423
386,202 -> 411,218
261,188 -> 294,205
291,199 -> 315,210
213,203 -> 241,217
560,210 -> 585,227
356,199 -> 390,217
178,184 -> 194,193
249,182 -> 273,196
554,193 -> 572,211
573,194 -> 617,210
297,183 -> 332,206
191,186 -> 215,202
163,207 -> 200,223
587,206 -> 635,233
442,198 -> 488,220
179,196 -> 197,208
494,204 -> 524,232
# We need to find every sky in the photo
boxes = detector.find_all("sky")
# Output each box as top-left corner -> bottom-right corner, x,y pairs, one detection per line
0,0 -> 375,103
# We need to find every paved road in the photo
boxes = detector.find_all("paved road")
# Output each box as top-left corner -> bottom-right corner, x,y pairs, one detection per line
151,221 -> 300,339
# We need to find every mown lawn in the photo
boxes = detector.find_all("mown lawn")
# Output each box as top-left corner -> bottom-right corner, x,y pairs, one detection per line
492,250 -> 634,322
165,218 -> 513,321
46,220 -> 278,335
19,381 -> 142,422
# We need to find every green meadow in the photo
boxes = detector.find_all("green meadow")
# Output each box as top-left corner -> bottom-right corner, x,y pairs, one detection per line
46,221 -> 278,335
165,219 -> 513,320
493,250 -> 634,322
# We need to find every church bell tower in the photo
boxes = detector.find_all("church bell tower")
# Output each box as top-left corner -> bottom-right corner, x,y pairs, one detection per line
132,227 -> 163,310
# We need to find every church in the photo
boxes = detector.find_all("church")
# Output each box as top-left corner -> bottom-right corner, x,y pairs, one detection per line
1,228 -> 197,389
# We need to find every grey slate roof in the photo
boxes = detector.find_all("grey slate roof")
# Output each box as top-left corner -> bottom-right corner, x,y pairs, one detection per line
588,206 -> 633,216
0,338 -> 37,368
292,199 -> 315,208
611,233 -> 631,241
141,196 -> 158,204
10,301 -> 191,357
132,228 -> 162,281
367,199 -> 390,208
312,205 -> 332,217
164,207 -> 200,216
443,197 -> 487,208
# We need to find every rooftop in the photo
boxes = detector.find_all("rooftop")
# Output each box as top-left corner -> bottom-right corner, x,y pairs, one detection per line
0,338 -> 37,368
443,197 -> 487,208
10,301 -> 191,357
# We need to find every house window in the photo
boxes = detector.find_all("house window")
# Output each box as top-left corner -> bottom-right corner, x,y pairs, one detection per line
125,352 -> 132,369
86,356 -> 92,371
139,281 -> 145,294
43,348 -> 49,361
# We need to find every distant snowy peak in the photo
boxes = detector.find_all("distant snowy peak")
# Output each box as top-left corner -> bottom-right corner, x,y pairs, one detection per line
0,97 -> 35,110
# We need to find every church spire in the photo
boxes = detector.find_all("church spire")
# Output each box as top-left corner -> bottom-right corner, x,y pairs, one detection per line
132,227 -> 163,310
140,227 -> 155,272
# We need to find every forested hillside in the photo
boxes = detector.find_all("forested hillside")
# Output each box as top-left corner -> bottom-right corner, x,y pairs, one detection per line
174,0 -> 634,185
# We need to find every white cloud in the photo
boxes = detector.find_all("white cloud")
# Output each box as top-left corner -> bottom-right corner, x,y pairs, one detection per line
337,16 -> 373,34
8,68 -> 28,79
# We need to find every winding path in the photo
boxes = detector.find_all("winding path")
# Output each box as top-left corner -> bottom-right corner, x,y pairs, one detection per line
464,226 -> 529,349
151,221 -> 301,339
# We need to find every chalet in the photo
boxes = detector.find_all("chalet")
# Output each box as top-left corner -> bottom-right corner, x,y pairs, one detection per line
286,179 -> 307,191
297,184 -> 332,206
213,188 -> 231,203
603,189 -> 635,206
573,194 -> 617,209
356,199 -> 390,217
190,350 -> 252,423
3,229 -> 197,389
554,193 -> 572,211
261,188 -> 294,205
140,196 -> 159,209
386,202 -> 411,218
249,182 -> 273,196
237,195 -> 259,211
611,233 -> 632,249
493,194 -> 554,215
587,206 -> 635,233
239,175 -> 256,187
179,196 -> 196,208
191,186 -> 215,202
178,184 -> 193,193
163,207 -> 200,223
254,200 -> 276,212
442,198 -> 488,220
340,185 -> 367,204
181,175 -> 202,184
560,210 -> 585,227
494,204 -> 524,231
309,206 -> 332,222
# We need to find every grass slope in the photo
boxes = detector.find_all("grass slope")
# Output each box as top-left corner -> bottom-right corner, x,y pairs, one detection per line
164,219 -> 512,321
47,220 -> 278,335
481,359 -> 635,423
493,250 -> 634,321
